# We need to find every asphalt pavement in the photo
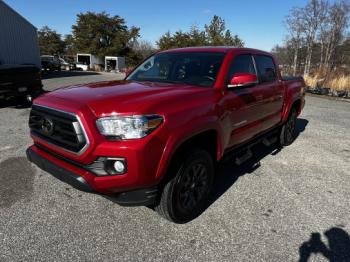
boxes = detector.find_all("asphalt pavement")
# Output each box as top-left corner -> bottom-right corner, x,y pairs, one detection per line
0,72 -> 349,261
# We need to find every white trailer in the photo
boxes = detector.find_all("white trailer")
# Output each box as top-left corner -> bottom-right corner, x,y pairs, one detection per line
76,53 -> 103,70
104,56 -> 126,72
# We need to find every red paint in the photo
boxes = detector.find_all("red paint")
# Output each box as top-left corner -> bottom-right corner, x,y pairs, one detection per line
28,47 -> 305,194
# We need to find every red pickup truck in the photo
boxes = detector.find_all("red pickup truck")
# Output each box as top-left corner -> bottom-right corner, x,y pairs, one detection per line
26,47 -> 305,223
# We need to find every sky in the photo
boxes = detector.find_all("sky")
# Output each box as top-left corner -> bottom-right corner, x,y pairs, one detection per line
5,0 -> 312,51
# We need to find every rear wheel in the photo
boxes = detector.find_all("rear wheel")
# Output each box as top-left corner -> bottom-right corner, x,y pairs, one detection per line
280,108 -> 297,146
155,148 -> 214,223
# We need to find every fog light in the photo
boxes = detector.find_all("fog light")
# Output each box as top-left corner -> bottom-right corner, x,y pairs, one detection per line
103,158 -> 127,175
114,160 -> 125,173
87,157 -> 127,176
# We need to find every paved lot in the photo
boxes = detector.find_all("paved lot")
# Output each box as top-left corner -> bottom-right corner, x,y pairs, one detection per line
41,71 -> 125,91
0,73 -> 349,261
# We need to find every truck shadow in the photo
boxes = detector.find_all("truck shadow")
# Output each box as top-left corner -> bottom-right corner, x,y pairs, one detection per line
207,118 -> 309,210
299,227 -> 350,262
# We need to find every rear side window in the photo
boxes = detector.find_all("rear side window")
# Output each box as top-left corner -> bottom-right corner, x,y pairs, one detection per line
227,55 -> 256,83
254,55 -> 276,83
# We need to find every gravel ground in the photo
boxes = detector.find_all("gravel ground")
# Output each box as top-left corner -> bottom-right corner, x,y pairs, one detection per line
0,73 -> 349,261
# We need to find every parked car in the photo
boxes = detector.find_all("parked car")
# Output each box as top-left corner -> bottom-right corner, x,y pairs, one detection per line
59,58 -> 70,71
69,62 -> 77,71
41,55 -> 61,71
26,47 -> 305,223
75,62 -> 89,71
0,64 -> 43,105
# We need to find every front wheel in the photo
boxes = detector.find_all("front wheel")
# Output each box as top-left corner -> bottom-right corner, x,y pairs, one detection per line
155,148 -> 214,223
280,108 -> 297,146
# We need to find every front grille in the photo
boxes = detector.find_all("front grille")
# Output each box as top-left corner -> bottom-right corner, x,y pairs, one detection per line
29,104 -> 88,154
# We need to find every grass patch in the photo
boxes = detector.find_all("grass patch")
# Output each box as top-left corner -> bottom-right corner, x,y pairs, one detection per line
304,69 -> 350,91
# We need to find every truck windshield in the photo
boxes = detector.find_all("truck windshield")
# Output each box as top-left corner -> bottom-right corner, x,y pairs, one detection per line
127,52 -> 226,87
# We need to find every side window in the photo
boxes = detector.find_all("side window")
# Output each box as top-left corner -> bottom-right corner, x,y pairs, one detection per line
227,55 -> 256,83
254,55 -> 276,83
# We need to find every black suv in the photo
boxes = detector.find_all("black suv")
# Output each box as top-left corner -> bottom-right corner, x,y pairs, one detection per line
0,64 -> 43,105
41,55 -> 61,71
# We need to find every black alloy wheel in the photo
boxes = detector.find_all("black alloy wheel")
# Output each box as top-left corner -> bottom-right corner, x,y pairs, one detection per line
155,148 -> 214,223
280,108 -> 297,146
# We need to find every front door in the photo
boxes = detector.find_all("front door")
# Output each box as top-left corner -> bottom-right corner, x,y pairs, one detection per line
221,54 -> 265,148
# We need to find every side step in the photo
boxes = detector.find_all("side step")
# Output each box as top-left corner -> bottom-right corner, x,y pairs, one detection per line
234,149 -> 253,165
222,129 -> 280,166
262,136 -> 278,147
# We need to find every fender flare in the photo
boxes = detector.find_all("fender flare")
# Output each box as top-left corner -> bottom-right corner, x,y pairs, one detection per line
281,94 -> 302,124
155,116 -> 223,181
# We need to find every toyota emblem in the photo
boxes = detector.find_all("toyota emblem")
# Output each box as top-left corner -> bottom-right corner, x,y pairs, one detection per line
41,118 -> 54,135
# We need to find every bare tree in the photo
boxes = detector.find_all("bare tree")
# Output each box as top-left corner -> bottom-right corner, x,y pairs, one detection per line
133,40 -> 156,59
279,0 -> 350,74
302,0 -> 328,75
317,1 -> 330,68
284,7 -> 305,75
323,0 -> 350,67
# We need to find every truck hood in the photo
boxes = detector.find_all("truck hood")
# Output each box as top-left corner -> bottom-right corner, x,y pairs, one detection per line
38,80 -> 214,117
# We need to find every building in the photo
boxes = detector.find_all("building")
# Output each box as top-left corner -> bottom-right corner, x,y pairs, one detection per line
77,53 -> 126,72
105,56 -> 126,72
77,53 -> 104,70
0,1 -> 41,68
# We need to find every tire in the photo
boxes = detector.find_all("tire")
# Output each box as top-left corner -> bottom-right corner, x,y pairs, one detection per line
155,148 -> 214,223
280,108 -> 297,146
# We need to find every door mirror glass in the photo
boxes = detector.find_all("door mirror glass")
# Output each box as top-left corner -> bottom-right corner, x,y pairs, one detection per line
228,73 -> 258,88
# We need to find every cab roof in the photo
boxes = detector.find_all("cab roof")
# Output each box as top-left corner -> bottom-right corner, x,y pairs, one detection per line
159,46 -> 271,56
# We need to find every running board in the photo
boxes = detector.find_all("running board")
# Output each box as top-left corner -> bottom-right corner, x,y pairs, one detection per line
235,149 -> 253,165
262,136 -> 278,147
222,128 -> 280,165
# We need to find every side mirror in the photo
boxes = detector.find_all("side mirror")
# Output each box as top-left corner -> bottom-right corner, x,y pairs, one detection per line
228,73 -> 258,88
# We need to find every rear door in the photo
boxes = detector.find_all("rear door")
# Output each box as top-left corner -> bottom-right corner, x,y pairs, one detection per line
253,55 -> 284,131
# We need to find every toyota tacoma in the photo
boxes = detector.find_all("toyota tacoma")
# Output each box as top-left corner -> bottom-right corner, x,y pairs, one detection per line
26,47 -> 305,223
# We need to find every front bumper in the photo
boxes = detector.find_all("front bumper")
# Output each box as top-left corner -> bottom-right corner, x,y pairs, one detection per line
26,146 -> 158,206
26,146 -> 93,192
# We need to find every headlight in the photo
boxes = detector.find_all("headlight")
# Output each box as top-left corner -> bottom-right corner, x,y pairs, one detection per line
96,115 -> 163,139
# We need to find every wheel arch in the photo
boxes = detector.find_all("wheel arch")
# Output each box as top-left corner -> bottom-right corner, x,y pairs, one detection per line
282,98 -> 302,124
155,124 -> 223,182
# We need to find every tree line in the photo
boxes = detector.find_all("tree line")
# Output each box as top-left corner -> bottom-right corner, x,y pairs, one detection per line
272,0 -> 350,76
157,15 -> 244,49
38,12 -> 144,66
38,13 -> 244,66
